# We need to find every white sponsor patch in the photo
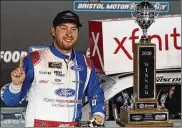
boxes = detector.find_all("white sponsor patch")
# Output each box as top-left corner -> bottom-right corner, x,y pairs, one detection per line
92,95 -> 97,106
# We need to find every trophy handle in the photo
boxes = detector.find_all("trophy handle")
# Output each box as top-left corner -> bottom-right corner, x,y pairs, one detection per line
157,90 -> 161,99
130,3 -> 137,21
154,2 -> 161,19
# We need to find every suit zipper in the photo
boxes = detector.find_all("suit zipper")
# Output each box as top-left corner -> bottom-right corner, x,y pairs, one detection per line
64,59 -> 68,70
64,59 -> 70,121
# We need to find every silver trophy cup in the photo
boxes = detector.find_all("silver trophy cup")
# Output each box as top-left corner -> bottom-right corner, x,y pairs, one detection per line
130,0 -> 161,44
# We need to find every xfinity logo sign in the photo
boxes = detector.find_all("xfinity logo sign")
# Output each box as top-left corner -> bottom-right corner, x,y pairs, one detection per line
113,28 -> 180,60
0,51 -> 27,63
91,27 -> 181,60
89,16 -> 181,74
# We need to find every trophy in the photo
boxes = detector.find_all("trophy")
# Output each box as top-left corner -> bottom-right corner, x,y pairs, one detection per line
122,92 -> 129,110
130,94 -> 136,109
118,0 -> 173,127
160,93 -> 167,109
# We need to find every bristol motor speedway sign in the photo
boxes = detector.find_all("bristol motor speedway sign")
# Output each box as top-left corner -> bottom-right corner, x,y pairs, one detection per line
73,1 -> 169,13
89,15 -> 181,75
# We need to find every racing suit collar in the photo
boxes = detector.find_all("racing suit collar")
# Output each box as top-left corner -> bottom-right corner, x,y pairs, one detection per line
49,43 -> 75,60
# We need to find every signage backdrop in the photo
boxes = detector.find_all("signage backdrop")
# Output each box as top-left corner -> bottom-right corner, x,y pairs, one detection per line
0,1 -> 181,107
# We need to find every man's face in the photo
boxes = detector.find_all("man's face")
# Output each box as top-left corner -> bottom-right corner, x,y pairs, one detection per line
51,23 -> 78,53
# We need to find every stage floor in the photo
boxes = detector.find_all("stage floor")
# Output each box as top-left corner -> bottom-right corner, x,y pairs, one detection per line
1,107 -> 181,127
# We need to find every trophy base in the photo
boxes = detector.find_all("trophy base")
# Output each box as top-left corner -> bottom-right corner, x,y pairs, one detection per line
119,107 -> 173,127
117,120 -> 174,127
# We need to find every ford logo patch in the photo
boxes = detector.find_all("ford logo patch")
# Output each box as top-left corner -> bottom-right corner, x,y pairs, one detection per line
55,88 -> 75,97
71,65 -> 83,71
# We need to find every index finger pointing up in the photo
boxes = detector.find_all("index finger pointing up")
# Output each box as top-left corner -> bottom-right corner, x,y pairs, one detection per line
19,57 -> 24,68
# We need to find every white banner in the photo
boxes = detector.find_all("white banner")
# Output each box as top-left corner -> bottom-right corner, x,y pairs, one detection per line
89,15 -> 181,75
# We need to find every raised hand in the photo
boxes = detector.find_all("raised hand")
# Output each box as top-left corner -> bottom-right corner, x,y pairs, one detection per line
11,57 -> 26,87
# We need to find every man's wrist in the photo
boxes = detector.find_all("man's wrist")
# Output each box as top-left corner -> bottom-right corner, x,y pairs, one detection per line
9,82 -> 22,94
93,112 -> 105,119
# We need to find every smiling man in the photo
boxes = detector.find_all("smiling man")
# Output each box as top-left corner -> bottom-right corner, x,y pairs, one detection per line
2,10 -> 105,127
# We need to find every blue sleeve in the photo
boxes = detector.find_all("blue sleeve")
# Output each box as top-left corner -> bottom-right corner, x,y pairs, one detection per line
2,55 -> 34,106
85,66 -> 106,116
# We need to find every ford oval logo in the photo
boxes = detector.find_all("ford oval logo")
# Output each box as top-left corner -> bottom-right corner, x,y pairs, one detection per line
55,88 -> 75,97
71,65 -> 83,71
54,79 -> 61,82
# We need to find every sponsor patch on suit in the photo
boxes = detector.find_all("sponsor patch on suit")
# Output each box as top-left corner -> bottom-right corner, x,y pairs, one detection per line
48,62 -> 62,69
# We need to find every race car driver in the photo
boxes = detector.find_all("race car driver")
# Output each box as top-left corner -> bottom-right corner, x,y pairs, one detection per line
2,10 -> 105,127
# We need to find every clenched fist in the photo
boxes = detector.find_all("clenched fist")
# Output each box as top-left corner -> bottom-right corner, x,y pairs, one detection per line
11,57 -> 25,87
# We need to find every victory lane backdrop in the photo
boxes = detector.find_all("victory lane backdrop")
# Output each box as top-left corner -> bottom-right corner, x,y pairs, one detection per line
0,1 -> 181,108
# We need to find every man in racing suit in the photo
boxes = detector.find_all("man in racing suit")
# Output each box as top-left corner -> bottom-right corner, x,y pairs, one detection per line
2,10 -> 105,127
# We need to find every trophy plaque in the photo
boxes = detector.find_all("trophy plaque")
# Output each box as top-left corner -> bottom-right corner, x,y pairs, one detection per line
118,0 -> 173,127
